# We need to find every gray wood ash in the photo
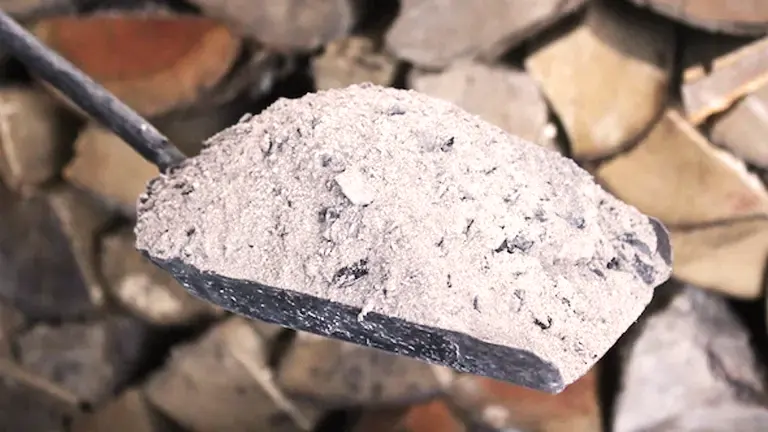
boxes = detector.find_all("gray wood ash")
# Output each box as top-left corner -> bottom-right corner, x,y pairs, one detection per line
135,83 -> 672,393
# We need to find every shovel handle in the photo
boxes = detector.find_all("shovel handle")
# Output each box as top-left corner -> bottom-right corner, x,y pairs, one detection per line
0,10 -> 186,172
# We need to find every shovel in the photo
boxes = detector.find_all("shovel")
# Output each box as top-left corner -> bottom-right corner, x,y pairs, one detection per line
0,10 -> 672,394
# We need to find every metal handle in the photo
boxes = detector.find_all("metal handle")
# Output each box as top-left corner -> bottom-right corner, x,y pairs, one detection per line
0,10 -> 186,172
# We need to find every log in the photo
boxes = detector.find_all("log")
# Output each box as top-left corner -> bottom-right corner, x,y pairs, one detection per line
32,14 -> 242,117
629,0 -> 768,35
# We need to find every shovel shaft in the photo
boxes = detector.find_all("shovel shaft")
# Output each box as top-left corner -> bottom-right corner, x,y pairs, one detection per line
0,10 -> 186,172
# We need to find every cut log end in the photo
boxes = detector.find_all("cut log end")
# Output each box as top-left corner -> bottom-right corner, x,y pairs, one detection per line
32,14 -> 242,117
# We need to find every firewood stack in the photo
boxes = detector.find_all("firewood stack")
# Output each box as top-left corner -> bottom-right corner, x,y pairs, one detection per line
0,0 -> 767,431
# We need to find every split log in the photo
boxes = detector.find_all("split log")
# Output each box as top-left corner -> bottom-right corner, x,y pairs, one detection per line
669,218 -> 768,299
0,0 -> 78,21
0,359 -> 79,432
46,184 -> 114,307
0,183 -> 109,319
64,123 -> 159,215
276,332 -> 454,407
71,389 -> 179,432
650,405 -> 768,432
187,0 -> 358,52
15,315 -> 150,404
448,367 -> 602,431
0,301 -> 23,358
410,61 -> 557,152
312,36 -> 398,91
144,317 -> 322,432
683,36 -> 768,125
32,14 -> 242,117
0,85 -> 75,193
386,0 -> 587,70
100,226 -> 222,326
595,109 -> 768,298
525,0 -> 674,160
151,98 -> 254,157
595,109 -> 768,227
356,400 -> 468,432
709,82 -> 768,169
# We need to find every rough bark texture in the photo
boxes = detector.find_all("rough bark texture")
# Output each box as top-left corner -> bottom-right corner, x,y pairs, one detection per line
136,84 -> 672,393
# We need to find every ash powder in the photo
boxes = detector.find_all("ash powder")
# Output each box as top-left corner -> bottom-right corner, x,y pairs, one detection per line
135,84 -> 670,385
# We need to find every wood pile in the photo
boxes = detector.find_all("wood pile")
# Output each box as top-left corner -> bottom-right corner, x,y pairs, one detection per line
0,0 -> 767,430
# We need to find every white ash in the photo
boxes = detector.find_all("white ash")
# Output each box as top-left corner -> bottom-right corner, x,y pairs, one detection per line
136,83 -> 671,387
334,168 -> 375,206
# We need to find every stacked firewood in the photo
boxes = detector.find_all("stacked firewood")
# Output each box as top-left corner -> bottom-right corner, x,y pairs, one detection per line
0,0 -> 767,431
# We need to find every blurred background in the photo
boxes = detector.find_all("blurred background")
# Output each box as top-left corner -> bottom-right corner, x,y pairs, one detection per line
0,0 -> 767,431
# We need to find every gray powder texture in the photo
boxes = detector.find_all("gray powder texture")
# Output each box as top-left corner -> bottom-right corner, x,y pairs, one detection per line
135,83 -> 671,388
